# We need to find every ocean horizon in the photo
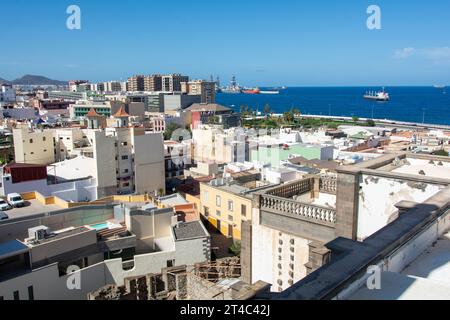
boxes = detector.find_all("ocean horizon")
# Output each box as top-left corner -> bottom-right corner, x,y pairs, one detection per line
216,86 -> 450,126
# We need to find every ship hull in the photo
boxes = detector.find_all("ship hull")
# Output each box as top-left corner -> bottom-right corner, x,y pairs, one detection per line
364,95 -> 389,101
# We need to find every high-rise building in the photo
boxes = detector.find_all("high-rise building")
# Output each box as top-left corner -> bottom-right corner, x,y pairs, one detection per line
127,75 -> 145,92
162,74 -> 189,92
181,80 -> 216,104
144,74 -> 163,92
68,80 -> 89,92
0,84 -> 16,103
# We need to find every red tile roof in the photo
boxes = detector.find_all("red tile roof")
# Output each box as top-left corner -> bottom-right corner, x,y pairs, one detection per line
86,108 -> 101,117
113,106 -> 130,118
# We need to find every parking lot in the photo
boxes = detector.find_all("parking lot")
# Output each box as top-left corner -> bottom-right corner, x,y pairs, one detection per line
2,200 -> 63,221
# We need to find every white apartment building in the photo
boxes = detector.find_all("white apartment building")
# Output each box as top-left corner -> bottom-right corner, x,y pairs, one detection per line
0,84 -> 16,104
10,108 -> 166,199
13,127 -> 56,165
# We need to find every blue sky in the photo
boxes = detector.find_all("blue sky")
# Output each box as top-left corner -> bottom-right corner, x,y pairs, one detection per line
1,0 -> 450,86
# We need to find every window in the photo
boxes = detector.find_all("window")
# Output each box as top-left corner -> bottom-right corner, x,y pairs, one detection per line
241,204 -> 247,217
123,182 -> 130,187
203,207 -> 210,217
121,155 -> 129,160
228,215 -> 233,222
228,200 -> 234,211
42,137 -> 46,142
29,139 -> 33,144
28,286 -> 34,300
216,195 -> 221,207
167,260 -> 175,268
124,169 -> 129,173
216,210 -> 221,217
13,291 -> 19,300
203,190 -> 208,202
43,150 -> 47,152
122,142 -> 128,146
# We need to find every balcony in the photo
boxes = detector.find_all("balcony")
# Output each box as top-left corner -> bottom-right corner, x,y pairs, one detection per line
258,178 -> 337,243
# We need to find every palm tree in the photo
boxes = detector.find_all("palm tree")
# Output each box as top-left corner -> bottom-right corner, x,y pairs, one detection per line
283,111 -> 294,124
263,104 -> 271,117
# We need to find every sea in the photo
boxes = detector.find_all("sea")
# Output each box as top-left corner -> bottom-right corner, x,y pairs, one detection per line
216,86 -> 450,126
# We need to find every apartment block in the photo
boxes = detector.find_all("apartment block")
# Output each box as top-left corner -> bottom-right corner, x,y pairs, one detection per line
144,74 -> 163,92
162,74 -> 189,92
127,75 -> 145,92
181,80 -> 216,104
13,128 -> 56,165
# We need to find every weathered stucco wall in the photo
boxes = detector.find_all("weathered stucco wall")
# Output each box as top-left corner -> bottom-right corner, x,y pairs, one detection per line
357,174 -> 444,241
251,207 -> 311,292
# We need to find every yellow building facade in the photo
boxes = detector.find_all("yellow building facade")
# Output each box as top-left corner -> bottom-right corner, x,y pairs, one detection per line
199,182 -> 253,240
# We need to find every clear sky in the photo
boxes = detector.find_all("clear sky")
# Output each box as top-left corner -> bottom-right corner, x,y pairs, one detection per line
1,0 -> 450,86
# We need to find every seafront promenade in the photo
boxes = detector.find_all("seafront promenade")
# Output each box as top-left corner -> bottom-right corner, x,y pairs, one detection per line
245,114 -> 450,131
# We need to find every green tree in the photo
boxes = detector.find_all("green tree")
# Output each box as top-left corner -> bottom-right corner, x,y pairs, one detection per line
366,119 -> 376,127
163,123 -> 182,140
352,116 -> 360,123
229,241 -> 241,256
433,150 -> 449,157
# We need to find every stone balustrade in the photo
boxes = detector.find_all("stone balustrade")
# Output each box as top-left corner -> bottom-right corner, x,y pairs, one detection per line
267,178 -> 313,198
319,176 -> 337,194
260,194 -> 336,225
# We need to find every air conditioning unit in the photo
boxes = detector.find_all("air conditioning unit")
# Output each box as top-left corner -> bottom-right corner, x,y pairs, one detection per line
28,226 -> 50,241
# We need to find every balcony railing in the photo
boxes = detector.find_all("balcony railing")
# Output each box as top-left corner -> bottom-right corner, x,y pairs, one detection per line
319,176 -> 337,194
266,178 -> 313,198
260,194 -> 336,225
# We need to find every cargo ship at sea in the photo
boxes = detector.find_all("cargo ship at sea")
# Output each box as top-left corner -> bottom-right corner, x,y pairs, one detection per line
242,87 -> 260,94
364,88 -> 390,101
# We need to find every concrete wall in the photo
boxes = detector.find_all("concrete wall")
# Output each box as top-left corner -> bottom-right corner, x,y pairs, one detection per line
251,205 -> 311,292
30,229 -> 97,264
1,176 -> 97,202
90,130 -> 117,198
132,130 -> 165,195
335,209 -> 450,300
357,174 -> 444,241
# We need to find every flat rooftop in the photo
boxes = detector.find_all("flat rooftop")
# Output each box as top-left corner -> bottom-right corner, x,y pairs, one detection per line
391,158 -> 450,180
0,239 -> 29,260
349,231 -> 450,300
27,227 -> 91,246
172,221 -> 209,241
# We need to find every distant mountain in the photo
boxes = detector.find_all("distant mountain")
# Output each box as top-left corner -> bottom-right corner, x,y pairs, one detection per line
0,78 -> 11,84
11,75 -> 67,86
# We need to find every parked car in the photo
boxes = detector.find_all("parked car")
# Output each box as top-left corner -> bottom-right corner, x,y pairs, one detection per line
0,211 -> 9,220
7,193 -> 25,208
0,198 -> 12,211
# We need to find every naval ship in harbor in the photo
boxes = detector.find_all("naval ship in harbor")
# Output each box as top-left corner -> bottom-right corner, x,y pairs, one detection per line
221,75 -> 242,93
364,88 -> 390,101
220,75 -> 282,94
